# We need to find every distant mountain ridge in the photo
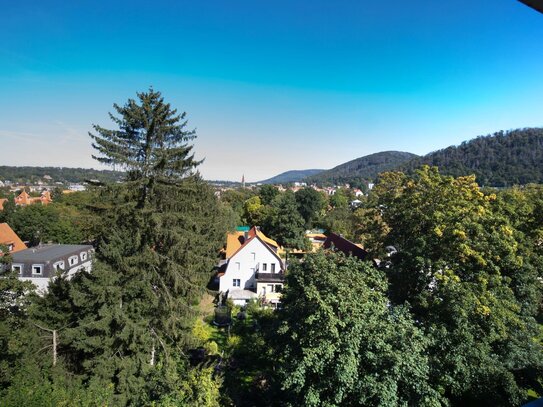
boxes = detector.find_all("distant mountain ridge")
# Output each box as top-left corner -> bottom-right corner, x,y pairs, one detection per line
261,127 -> 543,188
305,151 -> 418,187
258,169 -> 325,184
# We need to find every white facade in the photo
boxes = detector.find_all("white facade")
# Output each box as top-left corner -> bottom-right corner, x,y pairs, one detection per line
16,260 -> 92,294
219,237 -> 282,294
10,245 -> 93,295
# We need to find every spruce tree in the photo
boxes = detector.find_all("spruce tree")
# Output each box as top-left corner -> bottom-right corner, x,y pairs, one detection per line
47,88 -> 230,403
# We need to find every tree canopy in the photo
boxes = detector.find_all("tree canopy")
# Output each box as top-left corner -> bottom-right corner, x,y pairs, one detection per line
276,251 -> 441,406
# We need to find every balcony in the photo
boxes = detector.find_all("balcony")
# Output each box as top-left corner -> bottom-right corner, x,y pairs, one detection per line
255,272 -> 285,283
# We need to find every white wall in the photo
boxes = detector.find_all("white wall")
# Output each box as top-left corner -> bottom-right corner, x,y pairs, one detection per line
219,238 -> 282,293
19,260 -> 92,295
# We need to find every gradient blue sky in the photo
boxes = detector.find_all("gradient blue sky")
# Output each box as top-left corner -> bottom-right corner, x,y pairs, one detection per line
1,0 -> 542,181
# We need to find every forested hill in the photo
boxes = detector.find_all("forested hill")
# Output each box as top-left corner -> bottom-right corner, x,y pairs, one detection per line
258,169 -> 325,184
305,151 -> 418,187
402,128 -> 543,187
0,166 -> 124,184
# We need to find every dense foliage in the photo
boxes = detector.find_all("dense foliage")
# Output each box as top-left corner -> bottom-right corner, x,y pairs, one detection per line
276,251 -> 441,406
356,166 -> 543,405
219,167 -> 543,406
403,128 -> 543,187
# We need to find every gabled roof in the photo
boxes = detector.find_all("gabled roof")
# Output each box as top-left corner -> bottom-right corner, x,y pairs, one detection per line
227,228 -> 284,269
251,227 -> 279,249
323,233 -> 368,261
13,189 -> 52,206
224,226 -> 279,259
0,223 -> 27,253
15,190 -> 32,205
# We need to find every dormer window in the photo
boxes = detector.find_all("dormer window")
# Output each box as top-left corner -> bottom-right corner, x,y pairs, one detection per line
80,252 -> 88,261
32,264 -> 43,275
69,256 -> 79,266
53,261 -> 65,271
12,264 -> 23,275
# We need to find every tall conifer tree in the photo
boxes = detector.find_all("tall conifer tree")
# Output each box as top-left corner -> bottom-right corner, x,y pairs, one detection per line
44,88 -> 230,403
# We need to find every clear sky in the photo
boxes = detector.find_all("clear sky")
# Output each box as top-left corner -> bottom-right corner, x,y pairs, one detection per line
1,0 -> 542,181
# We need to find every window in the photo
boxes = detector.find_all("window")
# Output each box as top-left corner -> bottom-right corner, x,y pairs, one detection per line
235,262 -> 240,270
233,279 -> 241,287
80,252 -> 88,261
32,264 -> 43,275
267,284 -> 275,293
275,284 -> 282,293
53,261 -> 65,271
12,264 -> 23,275
251,252 -> 255,261
69,256 -> 78,266
8,244 -> 14,252
262,263 -> 267,271
271,263 -> 276,273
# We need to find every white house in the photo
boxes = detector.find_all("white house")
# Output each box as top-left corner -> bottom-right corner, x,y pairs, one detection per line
10,244 -> 93,294
219,227 -> 284,306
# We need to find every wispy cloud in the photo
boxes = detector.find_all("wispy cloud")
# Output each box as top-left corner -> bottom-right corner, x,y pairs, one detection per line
0,130 -> 44,142
53,120 -> 87,143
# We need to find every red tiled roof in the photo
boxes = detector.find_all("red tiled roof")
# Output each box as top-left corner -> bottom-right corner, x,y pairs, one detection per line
0,223 -> 27,253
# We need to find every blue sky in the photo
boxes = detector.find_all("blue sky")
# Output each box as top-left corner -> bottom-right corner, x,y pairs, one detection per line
1,0 -> 542,181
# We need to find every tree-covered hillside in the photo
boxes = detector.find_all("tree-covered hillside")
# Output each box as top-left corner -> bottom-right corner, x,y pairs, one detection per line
305,151 -> 418,187
258,169 -> 325,184
402,128 -> 543,187
0,166 -> 124,184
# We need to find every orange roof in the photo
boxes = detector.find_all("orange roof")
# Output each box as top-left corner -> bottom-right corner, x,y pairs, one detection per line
41,191 -> 52,203
0,223 -> 27,253
15,190 -> 32,205
224,227 -> 279,259
227,228 -> 284,268
14,189 -> 52,206
225,231 -> 245,258
248,226 -> 279,249
0,199 -> 6,211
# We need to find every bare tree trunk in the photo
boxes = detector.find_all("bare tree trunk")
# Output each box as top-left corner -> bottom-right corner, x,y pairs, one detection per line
150,341 -> 155,366
52,330 -> 57,367
33,323 -> 59,367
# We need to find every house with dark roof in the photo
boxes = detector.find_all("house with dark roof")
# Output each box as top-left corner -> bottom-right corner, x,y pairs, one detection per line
219,226 -> 284,307
323,232 -> 369,261
10,244 -> 93,293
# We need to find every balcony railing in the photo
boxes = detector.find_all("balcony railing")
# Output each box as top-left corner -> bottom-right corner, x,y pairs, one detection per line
255,272 -> 285,282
